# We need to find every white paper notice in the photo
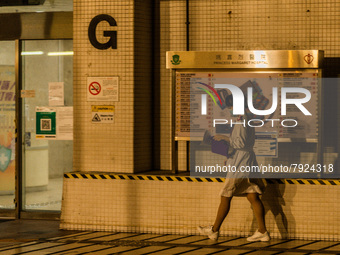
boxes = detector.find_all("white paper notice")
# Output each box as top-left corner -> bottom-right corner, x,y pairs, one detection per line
253,132 -> 278,157
56,107 -> 73,140
49,82 -> 64,106
21,90 -> 35,98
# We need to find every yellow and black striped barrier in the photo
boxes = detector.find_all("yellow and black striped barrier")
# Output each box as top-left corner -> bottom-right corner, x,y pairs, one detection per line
265,179 -> 340,185
64,173 -> 340,185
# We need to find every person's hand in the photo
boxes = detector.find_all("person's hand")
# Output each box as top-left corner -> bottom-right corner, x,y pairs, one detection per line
213,134 -> 230,143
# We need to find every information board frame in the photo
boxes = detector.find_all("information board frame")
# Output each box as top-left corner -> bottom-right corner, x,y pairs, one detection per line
166,50 -> 324,173
174,69 -> 321,141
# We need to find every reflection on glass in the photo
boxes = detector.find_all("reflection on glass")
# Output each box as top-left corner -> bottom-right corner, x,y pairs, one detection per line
21,40 -> 73,211
0,41 -> 16,210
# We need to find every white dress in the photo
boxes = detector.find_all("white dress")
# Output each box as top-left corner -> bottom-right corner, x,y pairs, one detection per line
219,117 -> 264,197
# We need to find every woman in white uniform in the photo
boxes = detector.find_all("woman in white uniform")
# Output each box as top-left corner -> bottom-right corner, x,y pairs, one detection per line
198,95 -> 270,242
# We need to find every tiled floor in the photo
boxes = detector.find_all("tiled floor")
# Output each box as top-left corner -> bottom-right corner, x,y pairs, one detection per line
1,231 -> 340,254
0,220 -> 340,254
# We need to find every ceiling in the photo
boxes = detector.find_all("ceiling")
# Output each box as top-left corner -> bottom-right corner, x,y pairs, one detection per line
0,0 -> 72,13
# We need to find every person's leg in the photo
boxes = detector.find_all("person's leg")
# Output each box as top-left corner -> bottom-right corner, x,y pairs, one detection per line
212,196 -> 233,232
247,193 -> 267,233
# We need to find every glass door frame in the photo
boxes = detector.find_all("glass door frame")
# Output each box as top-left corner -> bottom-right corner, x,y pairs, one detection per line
0,12 -> 72,220
0,40 -> 17,218
15,39 -> 22,219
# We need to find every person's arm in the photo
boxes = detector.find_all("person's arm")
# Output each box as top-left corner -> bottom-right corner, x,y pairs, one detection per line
213,134 -> 230,143
229,126 -> 247,149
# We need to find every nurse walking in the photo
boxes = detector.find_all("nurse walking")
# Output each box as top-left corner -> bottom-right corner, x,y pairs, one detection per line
198,96 -> 270,242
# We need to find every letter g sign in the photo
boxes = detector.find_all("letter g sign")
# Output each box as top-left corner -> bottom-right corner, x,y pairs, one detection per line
88,14 -> 117,50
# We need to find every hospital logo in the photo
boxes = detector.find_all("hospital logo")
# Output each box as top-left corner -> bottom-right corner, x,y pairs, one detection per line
304,54 -> 314,64
171,55 -> 181,65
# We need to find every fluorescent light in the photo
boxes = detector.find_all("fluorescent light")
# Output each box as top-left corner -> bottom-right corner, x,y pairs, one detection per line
47,51 -> 74,56
21,51 -> 44,55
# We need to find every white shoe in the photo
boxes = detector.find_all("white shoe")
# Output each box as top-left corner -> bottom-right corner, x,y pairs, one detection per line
197,225 -> 219,241
247,230 -> 271,242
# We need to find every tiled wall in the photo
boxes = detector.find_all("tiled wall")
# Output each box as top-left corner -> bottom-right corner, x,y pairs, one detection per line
73,0 -> 152,172
157,0 -> 187,171
61,178 -> 340,241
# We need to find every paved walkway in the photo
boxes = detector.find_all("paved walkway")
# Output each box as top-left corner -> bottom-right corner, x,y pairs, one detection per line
0,220 -> 339,254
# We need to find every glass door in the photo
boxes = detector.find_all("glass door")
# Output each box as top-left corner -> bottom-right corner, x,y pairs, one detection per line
0,41 -> 16,216
21,40 -> 73,213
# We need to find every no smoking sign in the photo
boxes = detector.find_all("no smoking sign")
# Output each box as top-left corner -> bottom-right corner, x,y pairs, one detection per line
87,77 -> 119,102
89,82 -> 101,95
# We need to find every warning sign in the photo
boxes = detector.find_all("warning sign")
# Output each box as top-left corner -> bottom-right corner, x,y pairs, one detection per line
87,77 -> 119,102
89,82 -> 101,95
91,105 -> 114,123
92,113 -> 101,122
